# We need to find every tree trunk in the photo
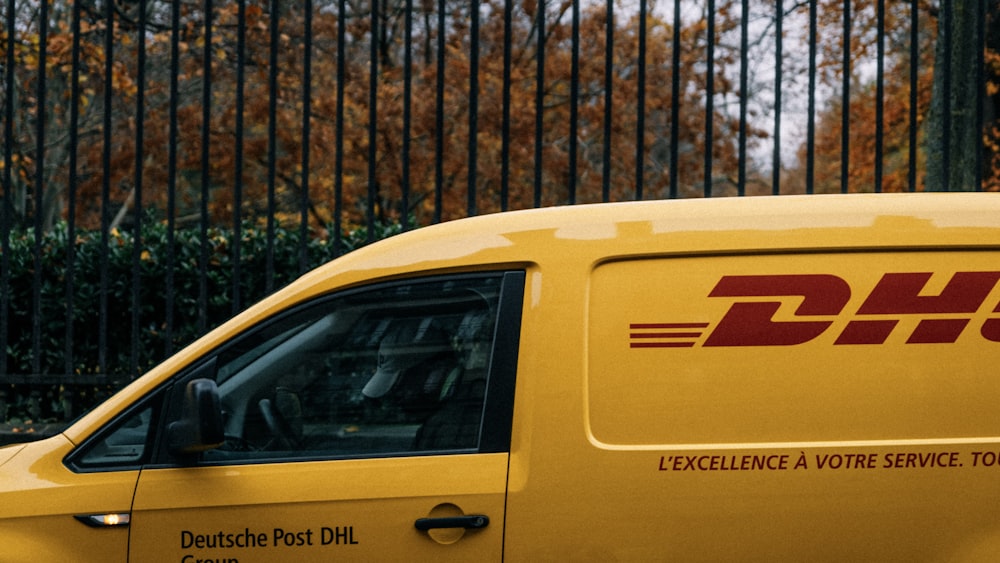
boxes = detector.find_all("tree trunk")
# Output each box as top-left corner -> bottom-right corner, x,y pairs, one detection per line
925,0 -> 982,191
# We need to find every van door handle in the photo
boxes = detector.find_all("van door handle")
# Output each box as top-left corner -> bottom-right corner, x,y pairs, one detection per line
414,514 -> 490,530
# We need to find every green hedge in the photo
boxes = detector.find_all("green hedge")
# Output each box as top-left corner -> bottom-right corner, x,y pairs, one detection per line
0,219 -> 402,434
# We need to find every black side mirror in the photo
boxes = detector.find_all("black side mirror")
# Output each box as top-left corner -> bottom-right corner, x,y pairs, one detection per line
167,378 -> 224,457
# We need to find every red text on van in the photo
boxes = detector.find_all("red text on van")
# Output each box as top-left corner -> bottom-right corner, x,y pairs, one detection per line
630,272 -> 1000,347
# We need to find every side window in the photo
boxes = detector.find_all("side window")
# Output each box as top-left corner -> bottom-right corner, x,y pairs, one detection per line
69,402 -> 157,471
196,272 -> 521,463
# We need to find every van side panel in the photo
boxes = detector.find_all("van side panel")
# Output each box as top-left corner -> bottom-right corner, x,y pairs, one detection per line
590,252 -> 1000,444
506,250 -> 1000,562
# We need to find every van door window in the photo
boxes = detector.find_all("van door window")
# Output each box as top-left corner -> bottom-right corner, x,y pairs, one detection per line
185,272 -> 520,463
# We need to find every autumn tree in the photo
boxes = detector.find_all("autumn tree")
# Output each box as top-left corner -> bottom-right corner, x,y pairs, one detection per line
925,0 -> 987,191
785,0 -> 998,193
3,0 -> 773,236
2,0 -> 113,230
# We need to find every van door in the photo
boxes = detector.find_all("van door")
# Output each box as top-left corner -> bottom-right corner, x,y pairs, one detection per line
127,272 -> 523,563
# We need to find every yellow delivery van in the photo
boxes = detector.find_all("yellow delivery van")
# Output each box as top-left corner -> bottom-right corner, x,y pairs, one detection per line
4,192 -> 1000,562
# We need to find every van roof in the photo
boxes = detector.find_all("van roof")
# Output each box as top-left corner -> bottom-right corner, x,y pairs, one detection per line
307,193 -> 1000,287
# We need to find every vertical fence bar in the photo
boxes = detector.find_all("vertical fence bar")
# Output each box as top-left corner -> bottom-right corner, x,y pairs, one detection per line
635,0 -> 648,200
601,0 -> 614,202
942,0 -> 952,191
976,0 -> 985,191
534,0 -> 546,208
435,0 -> 445,221
100,0 -> 114,375
704,0 -> 715,197
31,0 -> 48,376
501,0 -> 513,211
267,0 -> 280,281
131,0 -> 148,377
402,0 -> 413,228
0,0 -> 14,377
771,0 -> 782,195
468,0 -> 480,216
738,0 -> 748,197
367,0 -> 379,237
200,0 -> 214,330
635,0 -> 646,200
874,0 -> 885,193
334,0 -> 346,253
300,0 -> 313,272
166,0 -> 181,353
65,0 -> 83,377
232,0 -> 247,313
806,0 -> 817,194
908,0 -> 918,192
669,0 -> 681,199
840,0 -> 851,194
568,0 -> 579,205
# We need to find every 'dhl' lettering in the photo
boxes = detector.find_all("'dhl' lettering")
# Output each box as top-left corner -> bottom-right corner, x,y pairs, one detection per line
982,315 -> 1000,342
703,275 -> 850,347
836,272 -> 1000,344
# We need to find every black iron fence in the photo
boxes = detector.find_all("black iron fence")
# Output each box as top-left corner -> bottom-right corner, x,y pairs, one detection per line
0,0 -> 996,436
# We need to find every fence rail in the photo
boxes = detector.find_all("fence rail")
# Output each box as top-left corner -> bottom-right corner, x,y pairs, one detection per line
0,0 -> 995,432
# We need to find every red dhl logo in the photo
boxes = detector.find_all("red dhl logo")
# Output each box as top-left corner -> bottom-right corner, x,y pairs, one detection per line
630,272 -> 1000,348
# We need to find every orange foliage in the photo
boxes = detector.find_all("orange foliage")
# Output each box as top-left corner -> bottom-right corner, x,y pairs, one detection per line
8,0 -> 996,235
791,0 -> 1000,193
3,0 -> 766,234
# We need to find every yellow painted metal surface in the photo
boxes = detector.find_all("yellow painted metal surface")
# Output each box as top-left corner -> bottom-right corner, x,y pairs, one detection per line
0,437 -> 135,562
589,251 -> 1000,444
129,454 -> 507,562
4,193 -> 1000,561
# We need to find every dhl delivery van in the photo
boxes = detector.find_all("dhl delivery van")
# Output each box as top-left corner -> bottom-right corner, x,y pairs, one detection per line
4,193 -> 1000,561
